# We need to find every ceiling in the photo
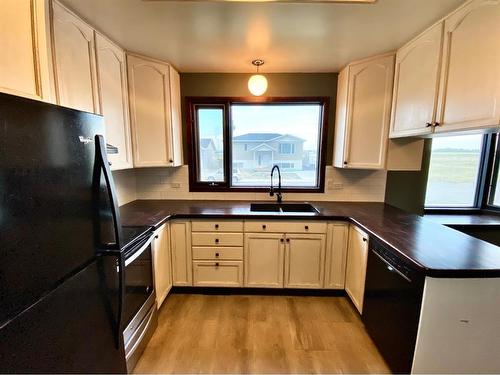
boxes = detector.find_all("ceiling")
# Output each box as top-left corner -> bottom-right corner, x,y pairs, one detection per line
61,0 -> 466,73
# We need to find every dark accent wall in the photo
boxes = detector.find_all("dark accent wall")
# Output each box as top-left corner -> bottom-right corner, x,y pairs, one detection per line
180,73 -> 338,164
384,139 -> 432,215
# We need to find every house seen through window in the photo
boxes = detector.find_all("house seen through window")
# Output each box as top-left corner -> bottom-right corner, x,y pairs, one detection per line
189,98 -> 327,191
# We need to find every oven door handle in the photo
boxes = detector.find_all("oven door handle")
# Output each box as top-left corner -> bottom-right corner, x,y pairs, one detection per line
371,249 -> 413,283
125,235 -> 154,267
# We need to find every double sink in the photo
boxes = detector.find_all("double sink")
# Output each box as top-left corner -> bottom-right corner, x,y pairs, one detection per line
250,203 -> 319,214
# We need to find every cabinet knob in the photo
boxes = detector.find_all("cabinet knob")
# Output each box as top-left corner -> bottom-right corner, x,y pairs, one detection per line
426,122 -> 433,127
286,238 -> 290,242
343,161 -> 348,165
215,262 -> 219,267
215,238 -> 219,243
108,161 -> 112,166
433,122 -> 440,127
215,224 -> 219,229
155,235 -> 159,239
262,224 -> 267,229
363,238 -> 367,242
280,238 -> 284,243
169,159 -> 174,163
215,252 -> 220,257
305,225 -> 309,230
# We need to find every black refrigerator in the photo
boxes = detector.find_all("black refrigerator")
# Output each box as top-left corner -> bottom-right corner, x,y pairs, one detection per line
0,93 -> 127,373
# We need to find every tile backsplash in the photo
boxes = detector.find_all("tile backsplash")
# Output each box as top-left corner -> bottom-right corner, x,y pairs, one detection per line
130,165 -> 387,202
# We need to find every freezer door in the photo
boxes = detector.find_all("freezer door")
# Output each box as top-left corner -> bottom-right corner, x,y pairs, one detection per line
0,257 -> 127,374
0,93 -> 118,325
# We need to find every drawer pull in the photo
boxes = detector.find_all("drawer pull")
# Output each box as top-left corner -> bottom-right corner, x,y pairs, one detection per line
262,225 -> 267,229
305,225 -> 309,230
215,224 -> 219,229
215,252 -> 220,257
215,238 -> 219,243
215,262 -> 219,267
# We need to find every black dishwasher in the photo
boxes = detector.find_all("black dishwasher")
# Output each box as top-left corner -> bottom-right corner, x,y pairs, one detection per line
362,237 -> 425,374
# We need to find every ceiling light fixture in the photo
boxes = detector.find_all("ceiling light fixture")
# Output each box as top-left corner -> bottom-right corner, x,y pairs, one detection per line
248,59 -> 268,96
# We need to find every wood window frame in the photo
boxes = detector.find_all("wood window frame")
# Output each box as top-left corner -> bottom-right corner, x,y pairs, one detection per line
186,96 -> 330,193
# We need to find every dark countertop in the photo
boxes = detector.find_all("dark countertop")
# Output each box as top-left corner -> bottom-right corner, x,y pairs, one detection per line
424,213 -> 500,227
120,200 -> 500,278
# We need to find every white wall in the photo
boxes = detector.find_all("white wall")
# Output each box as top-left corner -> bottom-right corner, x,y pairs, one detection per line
112,169 -> 137,206
134,165 -> 387,202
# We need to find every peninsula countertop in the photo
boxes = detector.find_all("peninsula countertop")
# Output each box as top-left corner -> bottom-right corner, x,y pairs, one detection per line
120,200 -> 500,278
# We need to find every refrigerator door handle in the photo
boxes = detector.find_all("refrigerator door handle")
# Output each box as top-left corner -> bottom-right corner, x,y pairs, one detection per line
93,134 -> 122,251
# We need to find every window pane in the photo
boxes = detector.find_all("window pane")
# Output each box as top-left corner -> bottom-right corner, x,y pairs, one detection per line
231,104 -> 322,187
195,107 -> 224,182
425,134 -> 483,207
488,137 -> 500,206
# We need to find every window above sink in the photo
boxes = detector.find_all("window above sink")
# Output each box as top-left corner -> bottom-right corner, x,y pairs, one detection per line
187,97 -> 329,193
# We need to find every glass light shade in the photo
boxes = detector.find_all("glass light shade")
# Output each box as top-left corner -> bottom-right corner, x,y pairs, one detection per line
248,74 -> 268,96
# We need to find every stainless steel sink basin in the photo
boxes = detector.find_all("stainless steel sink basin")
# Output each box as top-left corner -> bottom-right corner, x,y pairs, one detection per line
250,203 -> 319,214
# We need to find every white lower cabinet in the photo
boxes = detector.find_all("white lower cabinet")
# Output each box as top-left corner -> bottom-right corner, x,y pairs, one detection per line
324,222 -> 349,289
345,225 -> 369,314
152,224 -> 172,308
284,234 -> 326,289
244,233 -> 285,288
170,220 -> 192,286
193,261 -> 243,287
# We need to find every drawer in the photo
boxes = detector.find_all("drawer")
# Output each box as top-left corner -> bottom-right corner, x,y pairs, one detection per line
192,246 -> 243,261
193,261 -> 243,287
192,232 -> 243,247
191,220 -> 243,232
244,221 -> 327,234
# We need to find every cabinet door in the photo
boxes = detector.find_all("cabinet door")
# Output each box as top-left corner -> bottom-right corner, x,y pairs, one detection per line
170,220 -> 192,286
0,0 -> 53,102
244,233 -> 284,288
324,223 -> 349,289
284,234 -> 326,289
390,23 -> 443,138
153,224 -> 172,308
436,0 -> 500,133
127,53 -> 175,167
51,1 -> 99,113
345,225 -> 369,314
343,54 -> 395,169
95,32 -> 132,170
169,66 -> 183,166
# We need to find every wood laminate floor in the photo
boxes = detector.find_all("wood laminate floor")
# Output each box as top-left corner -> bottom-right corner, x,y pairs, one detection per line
133,293 -> 390,374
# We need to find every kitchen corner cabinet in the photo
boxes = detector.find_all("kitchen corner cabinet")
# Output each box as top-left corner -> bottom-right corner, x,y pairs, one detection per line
390,23 -> 443,138
95,33 -> 133,170
127,53 -> 183,168
284,234 -> 326,289
170,220 -> 192,286
153,224 -> 172,308
0,0 -> 54,102
244,233 -> 285,288
51,0 -> 100,114
345,225 -> 369,314
324,223 -> 349,289
334,53 -> 395,170
435,0 -> 500,133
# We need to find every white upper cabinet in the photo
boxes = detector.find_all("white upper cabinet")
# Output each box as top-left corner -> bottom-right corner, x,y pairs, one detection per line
0,0 -> 54,102
51,0 -> 100,114
435,0 -> 500,133
334,53 -> 395,169
95,32 -> 133,170
390,23 -> 444,138
127,53 -> 183,168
